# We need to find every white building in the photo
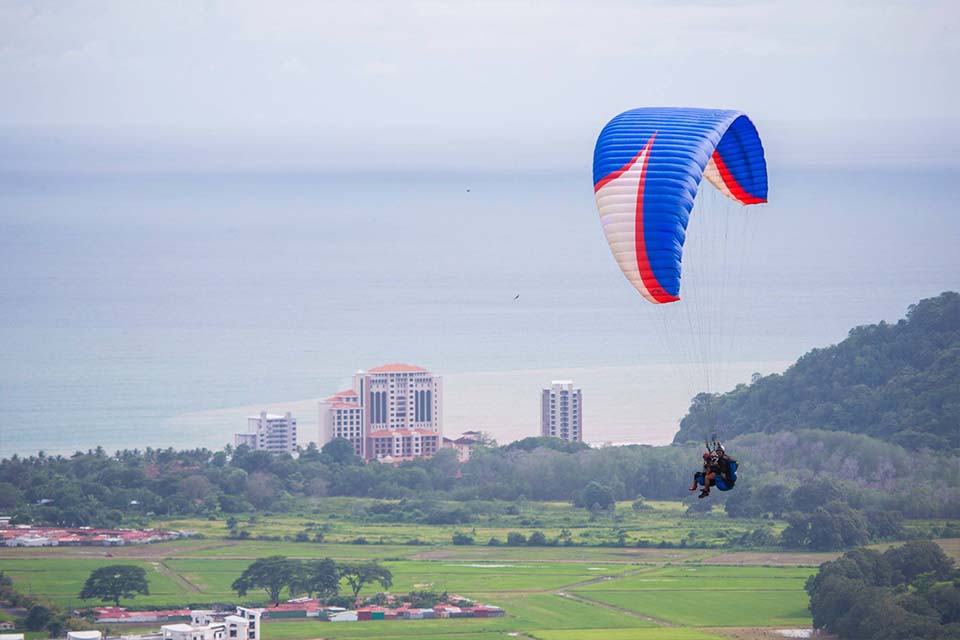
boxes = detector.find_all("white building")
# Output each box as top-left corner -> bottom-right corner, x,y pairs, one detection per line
235,411 -> 297,454
442,430 -> 488,462
318,389 -> 364,457
540,381 -> 582,442
162,608 -> 260,640
318,364 -> 443,461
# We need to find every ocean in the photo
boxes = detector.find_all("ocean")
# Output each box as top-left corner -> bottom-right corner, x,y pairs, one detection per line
1,166 -> 957,455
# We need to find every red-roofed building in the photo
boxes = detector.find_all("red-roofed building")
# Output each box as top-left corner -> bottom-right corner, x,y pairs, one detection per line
319,364 -> 442,461
318,387 -> 364,457
366,364 -> 427,374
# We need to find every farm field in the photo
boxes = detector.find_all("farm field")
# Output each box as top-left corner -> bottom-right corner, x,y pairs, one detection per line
0,536 -> 817,639
154,498 -> 782,548
3,499 -> 956,640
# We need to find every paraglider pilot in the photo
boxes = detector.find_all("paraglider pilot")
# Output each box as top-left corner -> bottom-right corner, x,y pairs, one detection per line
689,443 -> 737,499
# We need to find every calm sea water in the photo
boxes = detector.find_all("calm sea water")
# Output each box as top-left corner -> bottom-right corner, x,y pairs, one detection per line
1,167 -> 958,455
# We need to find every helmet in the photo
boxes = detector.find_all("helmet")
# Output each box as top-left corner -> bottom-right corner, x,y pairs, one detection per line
703,452 -> 712,460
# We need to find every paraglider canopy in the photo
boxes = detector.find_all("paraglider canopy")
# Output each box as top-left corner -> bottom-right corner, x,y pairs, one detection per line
593,107 -> 768,304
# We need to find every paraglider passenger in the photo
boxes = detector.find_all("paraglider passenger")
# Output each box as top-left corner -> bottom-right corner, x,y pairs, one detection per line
689,452 -> 718,498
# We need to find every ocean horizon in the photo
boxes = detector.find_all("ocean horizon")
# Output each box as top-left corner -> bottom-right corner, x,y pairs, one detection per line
1,166 -> 958,456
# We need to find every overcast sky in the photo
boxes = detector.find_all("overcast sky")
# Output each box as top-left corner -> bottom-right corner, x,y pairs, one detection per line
2,0 -> 957,172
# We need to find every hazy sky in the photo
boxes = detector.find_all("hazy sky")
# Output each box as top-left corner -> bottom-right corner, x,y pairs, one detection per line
2,0 -> 957,171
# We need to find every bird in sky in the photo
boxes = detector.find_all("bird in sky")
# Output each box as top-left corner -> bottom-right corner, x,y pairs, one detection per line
514,294 -> 520,300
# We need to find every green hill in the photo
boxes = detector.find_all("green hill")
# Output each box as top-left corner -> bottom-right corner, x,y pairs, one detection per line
674,291 -> 960,450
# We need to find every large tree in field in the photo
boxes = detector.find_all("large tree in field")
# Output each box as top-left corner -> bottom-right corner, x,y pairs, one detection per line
79,565 -> 150,606
339,561 -> 393,599
232,556 -> 301,605
295,558 -> 340,601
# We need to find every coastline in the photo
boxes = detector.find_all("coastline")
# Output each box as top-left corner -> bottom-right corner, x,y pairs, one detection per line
168,360 -> 793,452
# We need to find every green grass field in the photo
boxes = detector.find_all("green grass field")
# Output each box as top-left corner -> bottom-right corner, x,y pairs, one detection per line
572,589 -> 810,627
11,499 -> 937,638
157,498 -> 780,548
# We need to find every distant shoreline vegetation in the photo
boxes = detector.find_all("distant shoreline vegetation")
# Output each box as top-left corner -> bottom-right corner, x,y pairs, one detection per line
1,426 -> 957,551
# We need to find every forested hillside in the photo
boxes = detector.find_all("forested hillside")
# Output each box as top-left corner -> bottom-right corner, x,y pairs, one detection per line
675,291 -> 960,450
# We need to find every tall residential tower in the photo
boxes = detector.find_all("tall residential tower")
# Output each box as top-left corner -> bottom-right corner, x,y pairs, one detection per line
235,411 -> 298,454
540,381 -> 582,442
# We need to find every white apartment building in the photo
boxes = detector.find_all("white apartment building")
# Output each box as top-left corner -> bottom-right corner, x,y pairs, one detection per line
318,389 -> 364,457
540,381 -> 582,442
162,607 -> 260,640
318,363 -> 443,461
235,411 -> 297,454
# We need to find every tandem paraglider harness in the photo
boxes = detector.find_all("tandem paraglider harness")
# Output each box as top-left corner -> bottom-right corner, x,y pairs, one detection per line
695,457 -> 738,491
695,436 -> 739,491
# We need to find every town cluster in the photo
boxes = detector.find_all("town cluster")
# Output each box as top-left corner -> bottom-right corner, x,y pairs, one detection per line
80,595 -> 505,627
0,525 -> 180,548
234,364 -> 584,462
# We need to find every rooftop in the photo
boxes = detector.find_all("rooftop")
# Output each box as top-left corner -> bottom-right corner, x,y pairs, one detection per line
247,413 -> 291,421
367,363 -> 428,374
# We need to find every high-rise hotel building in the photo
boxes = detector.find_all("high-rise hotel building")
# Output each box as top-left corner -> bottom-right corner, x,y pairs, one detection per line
235,411 -> 298,454
540,380 -> 582,442
319,363 -> 442,461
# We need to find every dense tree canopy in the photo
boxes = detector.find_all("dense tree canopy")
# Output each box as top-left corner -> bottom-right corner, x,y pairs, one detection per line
79,565 -> 149,607
676,291 -> 960,451
231,556 -> 301,605
806,541 -> 960,639
338,561 -> 393,599
2,426 -> 958,530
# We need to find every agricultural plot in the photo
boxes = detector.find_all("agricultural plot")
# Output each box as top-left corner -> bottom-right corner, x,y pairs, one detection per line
573,589 -> 811,627
575,565 -> 814,592
570,564 -> 812,627
0,511 -> 849,639
535,630 -> 728,640
479,593 -> 655,630
157,499 -> 777,548
265,621 -> 515,640
0,558 -> 191,608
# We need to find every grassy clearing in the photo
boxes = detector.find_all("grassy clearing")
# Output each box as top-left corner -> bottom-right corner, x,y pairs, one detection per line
575,565 -> 814,592
408,545 -> 710,563
161,558 -> 637,598
0,559 -> 190,608
533,630 -> 728,640
477,593 -> 655,629
263,619 -> 514,640
0,504 -> 855,638
156,499 -> 778,548
573,589 -> 810,627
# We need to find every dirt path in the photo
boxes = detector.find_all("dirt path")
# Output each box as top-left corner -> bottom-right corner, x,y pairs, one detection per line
555,590 -> 677,627
553,565 -> 658,591
152,561 -> 201,593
